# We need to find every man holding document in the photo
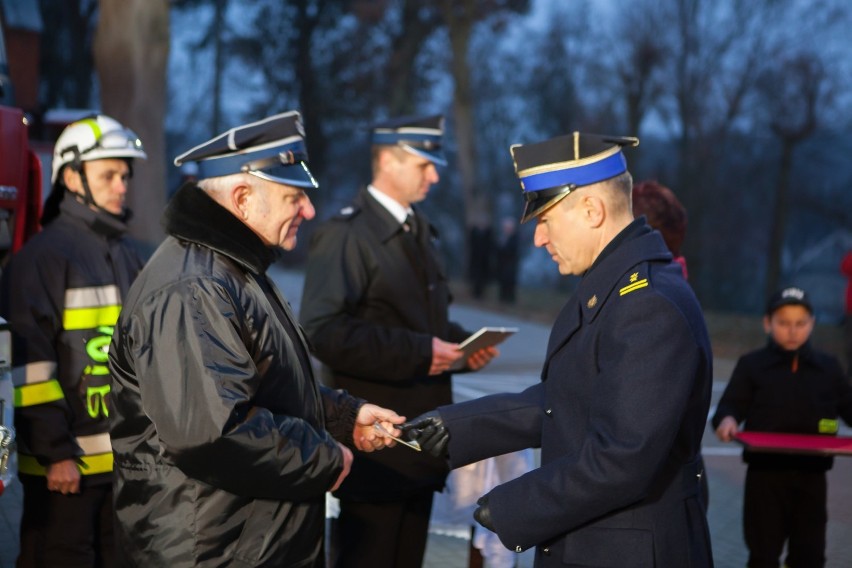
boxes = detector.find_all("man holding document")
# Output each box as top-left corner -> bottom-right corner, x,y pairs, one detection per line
300,114 -> 498,567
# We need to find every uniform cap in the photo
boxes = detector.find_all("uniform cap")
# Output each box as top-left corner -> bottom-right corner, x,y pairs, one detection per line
371,114 -> 447,166
174,111 -> 317,189
510,132 -> 639,223
765,287 -> 813,315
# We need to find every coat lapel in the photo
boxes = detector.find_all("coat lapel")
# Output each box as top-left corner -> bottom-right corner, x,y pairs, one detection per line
541,297 -> 582,380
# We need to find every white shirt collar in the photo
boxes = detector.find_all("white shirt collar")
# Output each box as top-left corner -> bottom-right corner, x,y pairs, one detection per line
367,184 -> 413,225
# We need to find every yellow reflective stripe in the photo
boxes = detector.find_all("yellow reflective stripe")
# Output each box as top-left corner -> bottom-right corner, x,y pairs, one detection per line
80,118 -> 102,141
63,305 -> 121,330
619,279 -> 649,296
14,379 -> 64,407
12,361 -> 57,386
65,285 -> 120,309
18,452 -> 113,476
78,452 -> 113,474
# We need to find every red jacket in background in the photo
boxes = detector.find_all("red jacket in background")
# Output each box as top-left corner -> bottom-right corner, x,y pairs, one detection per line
841,252 -> 852,315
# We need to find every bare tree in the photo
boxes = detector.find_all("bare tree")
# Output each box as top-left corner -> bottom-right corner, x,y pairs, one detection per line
759,55 -> 827,297
94,0 -> 170,249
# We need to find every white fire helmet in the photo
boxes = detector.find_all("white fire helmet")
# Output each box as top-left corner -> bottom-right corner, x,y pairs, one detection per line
51,114 -> 147,184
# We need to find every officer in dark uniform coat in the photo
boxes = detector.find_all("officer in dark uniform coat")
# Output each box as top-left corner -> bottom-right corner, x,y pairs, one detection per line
404,133 -> 715,567
300,115 -> 497,567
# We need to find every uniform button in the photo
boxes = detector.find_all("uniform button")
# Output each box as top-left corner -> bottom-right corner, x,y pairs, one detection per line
545,408 -> 553,415
514,545 -> 522,552
543,547 -> 551,556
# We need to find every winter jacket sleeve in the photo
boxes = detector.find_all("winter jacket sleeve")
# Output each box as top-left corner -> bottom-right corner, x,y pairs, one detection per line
712,356 -> 753,429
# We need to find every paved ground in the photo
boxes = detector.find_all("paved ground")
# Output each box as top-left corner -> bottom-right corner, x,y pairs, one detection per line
1,266 -> 850,568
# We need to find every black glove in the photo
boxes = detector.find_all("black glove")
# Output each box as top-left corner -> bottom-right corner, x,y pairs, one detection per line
473,495 -> 495,532
399,410 -> 450,458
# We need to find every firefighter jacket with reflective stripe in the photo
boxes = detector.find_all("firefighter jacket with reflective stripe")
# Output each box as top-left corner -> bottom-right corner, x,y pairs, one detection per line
0,196 -> 143,483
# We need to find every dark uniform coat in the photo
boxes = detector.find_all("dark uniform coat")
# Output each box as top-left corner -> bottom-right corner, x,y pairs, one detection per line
109,185 -> 362,567
300,187 -> 469,500
438,220 -> 714,567
0,197 -> 143,484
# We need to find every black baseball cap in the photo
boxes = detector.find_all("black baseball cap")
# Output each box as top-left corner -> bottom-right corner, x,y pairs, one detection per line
765,287 -> 813,316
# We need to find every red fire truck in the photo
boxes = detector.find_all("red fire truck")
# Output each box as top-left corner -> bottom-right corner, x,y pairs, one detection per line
1,3 -> 44,498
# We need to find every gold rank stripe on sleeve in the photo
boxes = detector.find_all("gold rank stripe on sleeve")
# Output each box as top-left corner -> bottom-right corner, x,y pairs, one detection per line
619,278 -> 649,296
12,361 -> 64,407
17,433 -> 113,476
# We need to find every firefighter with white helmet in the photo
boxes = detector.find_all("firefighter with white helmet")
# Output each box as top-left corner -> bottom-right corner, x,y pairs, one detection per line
0,113 -> 146,566
43,113 -> 146,224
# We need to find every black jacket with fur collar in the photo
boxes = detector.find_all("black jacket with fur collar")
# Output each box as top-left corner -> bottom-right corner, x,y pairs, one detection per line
109,182 -> 362,567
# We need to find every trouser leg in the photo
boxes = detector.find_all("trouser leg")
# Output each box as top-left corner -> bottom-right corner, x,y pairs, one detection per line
785,472 -> 826,568
744,468 -> 789,568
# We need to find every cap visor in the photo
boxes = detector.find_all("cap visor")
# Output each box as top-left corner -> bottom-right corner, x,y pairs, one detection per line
401,145 -> 447,167
520,193 -> 571,223
251,162 -> 318,188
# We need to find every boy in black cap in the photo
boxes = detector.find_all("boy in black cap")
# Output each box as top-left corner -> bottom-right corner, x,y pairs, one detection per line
713,286 -> 852,568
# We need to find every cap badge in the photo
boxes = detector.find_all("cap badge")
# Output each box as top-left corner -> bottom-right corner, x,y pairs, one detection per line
781,287 -> 805,300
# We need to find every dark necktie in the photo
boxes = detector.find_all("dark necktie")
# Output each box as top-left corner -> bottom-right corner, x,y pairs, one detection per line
404,214 -> 418,239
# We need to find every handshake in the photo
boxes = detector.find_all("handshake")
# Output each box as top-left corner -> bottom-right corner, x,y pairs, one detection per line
399,411 -> 449,458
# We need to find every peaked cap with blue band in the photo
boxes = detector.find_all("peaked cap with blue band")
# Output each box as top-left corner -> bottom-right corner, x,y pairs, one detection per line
173,110 -> 318,189
511,132 -> 639,223
371,114 -> 447,166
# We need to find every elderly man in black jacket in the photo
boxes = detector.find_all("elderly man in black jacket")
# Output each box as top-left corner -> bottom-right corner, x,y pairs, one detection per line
405,132 -> 715,568
300,115 -> 497,568
109,111 -> 403,568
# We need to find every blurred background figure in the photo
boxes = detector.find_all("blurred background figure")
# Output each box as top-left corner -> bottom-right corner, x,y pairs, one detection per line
467,202 -> 493,300
842,251 -> 852,377
632,180 -> 688,279
495,216 -> 519,304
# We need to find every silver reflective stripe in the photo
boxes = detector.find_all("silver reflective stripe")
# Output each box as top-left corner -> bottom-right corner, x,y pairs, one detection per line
65,285 -> 120,309
11,361 -> 57,387
76,432 -> 112,455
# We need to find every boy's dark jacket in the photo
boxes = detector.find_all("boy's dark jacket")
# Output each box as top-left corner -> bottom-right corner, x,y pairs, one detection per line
713,339 -> 852,471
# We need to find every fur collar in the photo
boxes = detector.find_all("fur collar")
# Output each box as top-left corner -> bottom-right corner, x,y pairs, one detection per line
163,182 -> 274,274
